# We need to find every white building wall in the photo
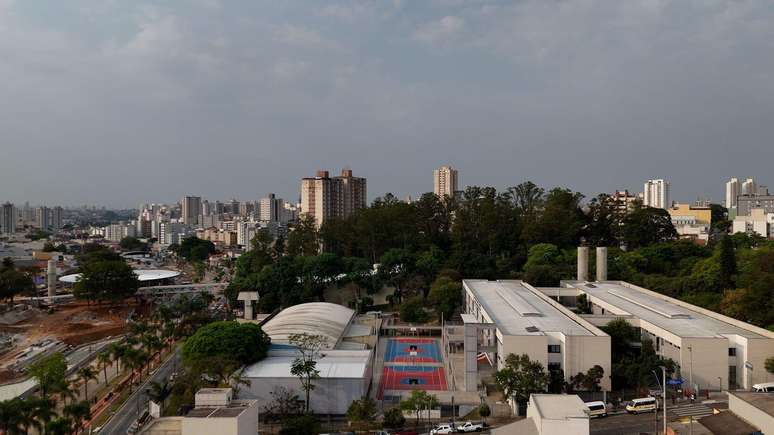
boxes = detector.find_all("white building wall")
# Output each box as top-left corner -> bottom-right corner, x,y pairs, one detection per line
243,373 -> 370,415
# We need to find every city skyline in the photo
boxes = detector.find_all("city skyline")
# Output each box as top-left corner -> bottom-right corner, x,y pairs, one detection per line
2,1 -> 774,207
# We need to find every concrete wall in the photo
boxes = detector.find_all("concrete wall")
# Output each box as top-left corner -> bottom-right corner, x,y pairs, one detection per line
679,338 -> 728,392
728,393 -> 773,433
743,336 -> 774,388
182,417 -> 239,435
243,376 -> 366,415
562,334 -> 612,391
502,335 -> 548,370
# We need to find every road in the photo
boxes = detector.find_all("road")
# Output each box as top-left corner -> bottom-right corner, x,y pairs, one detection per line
0,336 -> 121,401
98,350 -> 180,434
591,412 -> 663,435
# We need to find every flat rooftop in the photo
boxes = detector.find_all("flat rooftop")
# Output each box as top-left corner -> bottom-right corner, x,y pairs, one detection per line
464,280 -> 595,336
531,394 -> 589,420
569,281 -> 766,339
243,349 -> 371,379
729,391 -> 774,416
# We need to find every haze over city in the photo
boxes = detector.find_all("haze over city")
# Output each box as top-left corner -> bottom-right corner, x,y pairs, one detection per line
2,0 -> 774,207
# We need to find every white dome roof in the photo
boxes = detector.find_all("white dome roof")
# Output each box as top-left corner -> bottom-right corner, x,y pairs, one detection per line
262,302 -> 355,349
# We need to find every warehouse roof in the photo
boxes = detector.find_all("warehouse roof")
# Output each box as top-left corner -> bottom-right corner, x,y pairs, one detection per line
262,302 -> 355,349
463,280 -> 595,336
567,281 -> 767,339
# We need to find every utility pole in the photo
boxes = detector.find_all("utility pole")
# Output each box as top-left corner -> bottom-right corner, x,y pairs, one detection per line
688,345 -> 693,395
662,366 -> 667,435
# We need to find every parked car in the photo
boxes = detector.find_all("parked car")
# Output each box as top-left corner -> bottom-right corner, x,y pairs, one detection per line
429,424 -> 456,435
455,421 -> 484,432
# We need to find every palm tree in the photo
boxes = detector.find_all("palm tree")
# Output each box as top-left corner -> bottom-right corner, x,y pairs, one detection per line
57,379 -> 77,406
27,398 -> 55,435
98,350 -> 112,385
0,398 -> 23,434
77,366 -> 98,401
63,401 -> 91,433
46,417 -> 72,435
108,342 -> 126,372
140,333 -> 162,370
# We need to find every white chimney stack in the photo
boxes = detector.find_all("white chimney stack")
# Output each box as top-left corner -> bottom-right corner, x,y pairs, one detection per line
596,247 -> 608,281
47,259 -> 56,301
577,247 -> 589,281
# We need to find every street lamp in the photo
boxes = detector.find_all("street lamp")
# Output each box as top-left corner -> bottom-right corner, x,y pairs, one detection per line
660,366 -> 667,435
718,376 -> 722,392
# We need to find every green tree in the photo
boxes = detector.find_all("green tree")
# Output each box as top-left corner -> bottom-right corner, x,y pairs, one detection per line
62,400 -> 91,433
182,321 -> 270,367
346,397 -> 378,431
0,265 -> 35,302
428,276 -> 462,321
148,381 -> 173,411
97,350 -> 112,385
119,236 -> 148,251
178,236 -> 215,262
493,354 -> 549,414
601,318 -> 639,359
287,215 -> 319,256
379,248 -> 416,304
570,365 -> 604,392
382,407 -> 406,429
718,235 -> 737,290
400,296 -> 428,323
621,206 -> 678,249
399,390 -> 439,427
765,356 -> 774,376
279,414 -> 320,435
478,403 -> 491,424
0,398 -> 23,433
73,259 -> 139,302
289,333 -> 326,413
28,352 -> 68,399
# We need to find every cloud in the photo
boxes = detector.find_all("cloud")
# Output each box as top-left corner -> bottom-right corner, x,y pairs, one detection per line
413,15 -> 465,45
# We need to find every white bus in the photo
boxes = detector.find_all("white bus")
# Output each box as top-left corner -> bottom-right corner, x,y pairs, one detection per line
626,397 -> 658,414
584,401 -> 608,418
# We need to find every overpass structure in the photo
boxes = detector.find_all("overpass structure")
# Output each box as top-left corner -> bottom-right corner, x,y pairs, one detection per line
137,283 -> 228,296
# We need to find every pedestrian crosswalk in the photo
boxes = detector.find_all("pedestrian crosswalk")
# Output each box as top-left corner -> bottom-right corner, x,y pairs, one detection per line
669,403 -> 714,419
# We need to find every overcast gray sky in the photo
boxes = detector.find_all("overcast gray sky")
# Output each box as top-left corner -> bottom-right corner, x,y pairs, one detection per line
1,0 -> 773,208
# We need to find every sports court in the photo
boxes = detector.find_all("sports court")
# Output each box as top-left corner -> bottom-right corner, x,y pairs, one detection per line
377,365 -> 448,398
384,337 -> 442,363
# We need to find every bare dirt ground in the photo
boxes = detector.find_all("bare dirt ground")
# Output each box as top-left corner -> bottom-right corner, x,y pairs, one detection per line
0,301 -> 135,381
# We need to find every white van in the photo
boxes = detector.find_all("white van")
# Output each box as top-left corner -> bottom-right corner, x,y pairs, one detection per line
585,401 -> 607,418
752,382 -> 774,392
626,397 -> 658,414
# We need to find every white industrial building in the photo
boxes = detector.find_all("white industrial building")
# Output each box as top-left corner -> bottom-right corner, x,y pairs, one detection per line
461,280 -> 611,393
538,247 -> 774,393
241,302 -> 376,415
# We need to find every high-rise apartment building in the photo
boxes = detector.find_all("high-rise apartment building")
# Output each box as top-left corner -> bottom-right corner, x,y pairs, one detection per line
36,206 -> 51,231
182,196 -> 201,226
643,179 -> 670,209
610,190 -> 638,214
741,178 -> 757,196
260,193 -> 284,223
433,165 -> 458,198
201,200 -> 212,217
51,206 -> 63,231
300,169 -> 367,227
1,202 -> 15,235
726,177 -> 740,209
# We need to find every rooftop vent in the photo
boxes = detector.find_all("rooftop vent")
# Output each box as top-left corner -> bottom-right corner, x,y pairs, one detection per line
525,326 -> 540,333
585,283 -> 597,288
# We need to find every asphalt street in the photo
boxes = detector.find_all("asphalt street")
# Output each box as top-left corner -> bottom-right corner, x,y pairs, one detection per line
97,350 -> 180,434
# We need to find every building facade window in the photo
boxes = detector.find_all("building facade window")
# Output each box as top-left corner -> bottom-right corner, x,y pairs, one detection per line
728,348 -> 736,357
548,362 -> 561,372
547,345 -> 561,354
